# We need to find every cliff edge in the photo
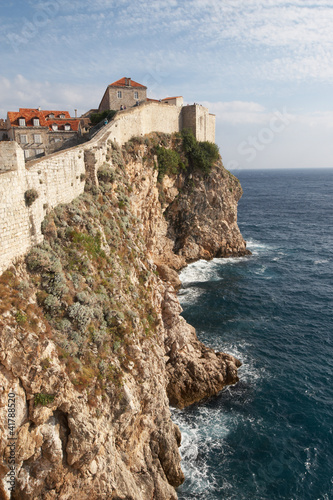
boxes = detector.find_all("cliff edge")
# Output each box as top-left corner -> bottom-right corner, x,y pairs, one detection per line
0,132 -> 249,499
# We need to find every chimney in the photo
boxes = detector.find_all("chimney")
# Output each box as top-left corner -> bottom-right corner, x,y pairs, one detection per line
126,77 -> 131,87
74,109 -> 77,118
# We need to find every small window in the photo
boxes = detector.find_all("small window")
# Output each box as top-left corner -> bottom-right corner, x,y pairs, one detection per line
134,91 -> 138,100
33,118 -> 40,126
24,149 -> 31,159
55,138 -> 61,143
20,134 -> 28,144
52,123 -> 58,131
48,113 -> 55,119
64,124 -> 71,131
35,149 -> 44,156
19,118 -> 26,126
117,91 -> 122,98
34,134 -> 42,143
59,113 -> 65,119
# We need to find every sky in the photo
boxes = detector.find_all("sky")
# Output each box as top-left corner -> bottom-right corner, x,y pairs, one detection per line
1,0 -> 333,170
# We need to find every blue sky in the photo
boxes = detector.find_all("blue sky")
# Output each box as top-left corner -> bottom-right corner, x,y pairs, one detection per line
1,0 -> 333,169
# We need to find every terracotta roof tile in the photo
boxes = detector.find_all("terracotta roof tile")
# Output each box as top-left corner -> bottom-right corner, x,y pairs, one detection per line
47,119 -> 80,132
109,77 -> 147,89
7,108 -> 79,131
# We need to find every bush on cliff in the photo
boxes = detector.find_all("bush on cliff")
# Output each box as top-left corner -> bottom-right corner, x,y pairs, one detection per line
156,147 -> 185,181
181,129 -> 219,174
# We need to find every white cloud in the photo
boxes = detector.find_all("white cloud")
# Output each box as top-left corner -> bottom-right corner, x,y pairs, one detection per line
202,100 -> 295,126
206,99 -> 333,169
0,75 -> 102,118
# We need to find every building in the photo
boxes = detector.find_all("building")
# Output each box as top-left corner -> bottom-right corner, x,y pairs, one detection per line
0,119 -> 8,141
98,77 -> 147,112
147,96 -> 184,106
6,108 -> 81,160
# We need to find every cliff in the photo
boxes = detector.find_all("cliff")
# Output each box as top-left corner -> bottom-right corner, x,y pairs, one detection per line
0,132 -> 249,499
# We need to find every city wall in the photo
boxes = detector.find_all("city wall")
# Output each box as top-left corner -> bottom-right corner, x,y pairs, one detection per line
0,102 -> 215,274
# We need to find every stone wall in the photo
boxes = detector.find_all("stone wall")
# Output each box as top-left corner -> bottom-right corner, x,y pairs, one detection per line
182,104 -> 215,142
0,102 -> 216,275
99,85 -> 147,112
0,142 -> 85,275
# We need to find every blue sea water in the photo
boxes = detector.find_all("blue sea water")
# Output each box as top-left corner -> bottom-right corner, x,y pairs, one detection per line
172,168 -> 333,500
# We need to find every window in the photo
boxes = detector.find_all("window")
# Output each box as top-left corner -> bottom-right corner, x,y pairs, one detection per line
55,138 -> 61,143
20,134 -> 28,144
59,113 -> 65,119
48,113 -> 54,119
52,123 -> 58,131
33,118 -> 40,126
134,91 -> 138,100
34,134 -> 42,143
35,149 -> 44,156
24,150 -> 31,159
117,91 -> 122,98
19,118 -> 26,126
64,124 -> 71,131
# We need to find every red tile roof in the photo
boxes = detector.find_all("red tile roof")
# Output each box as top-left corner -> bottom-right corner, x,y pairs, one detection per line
46,119 -> 80,132
7,108 -> 80,131
109,77 -> 147,89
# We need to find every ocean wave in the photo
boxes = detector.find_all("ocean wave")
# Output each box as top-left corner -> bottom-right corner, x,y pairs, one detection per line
246,239 -> 274,255
179,256 -> 249,286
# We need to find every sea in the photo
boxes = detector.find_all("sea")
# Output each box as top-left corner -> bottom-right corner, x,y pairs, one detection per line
171,168 -> 333,500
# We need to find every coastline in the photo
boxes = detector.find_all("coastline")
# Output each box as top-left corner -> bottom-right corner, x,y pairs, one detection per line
0,136 -> 248,499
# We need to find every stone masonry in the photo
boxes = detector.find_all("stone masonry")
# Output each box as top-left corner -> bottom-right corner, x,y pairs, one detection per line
0,102 -> 215,275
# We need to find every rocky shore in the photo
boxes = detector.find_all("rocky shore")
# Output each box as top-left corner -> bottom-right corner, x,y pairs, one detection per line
0,133 -> 249,499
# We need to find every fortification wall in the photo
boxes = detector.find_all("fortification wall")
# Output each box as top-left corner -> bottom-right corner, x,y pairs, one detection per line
93,102 -> 183,145
0,142 -> 85,274
182,104 -> 215,143
0,102 -> 216,275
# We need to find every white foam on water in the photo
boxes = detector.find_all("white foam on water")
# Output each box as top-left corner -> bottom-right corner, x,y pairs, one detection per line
177,286 -> 206,306
179,259 -> 222,285
246,239 -> 274,256
314,259 -> 329,265
179,255 -> 250,286
171,406 -> 232,496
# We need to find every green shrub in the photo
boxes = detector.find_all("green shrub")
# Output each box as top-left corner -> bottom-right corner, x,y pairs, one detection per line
44,272 -> 69,298
34,393 -> 55,406
90,110 -> 117,125
24,188 -> 39,207
68,302 -> 93,330
43,294 -> 62,313
16,310 -> 27,324
97,166 -> 114,183
26,247 -> 51,272
181,129 -> 219,174
156,147 -> 183,181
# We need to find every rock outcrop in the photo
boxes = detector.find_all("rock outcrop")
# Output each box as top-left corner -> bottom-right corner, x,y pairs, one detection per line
0,133 -> 248,499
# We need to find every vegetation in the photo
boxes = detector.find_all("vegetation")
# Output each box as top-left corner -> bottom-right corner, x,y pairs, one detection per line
1,131 -> 221,402
180,129 -> 220,174
90,110 -> 117,126
155,147 -> 185,182
34,393 -> 55,406
24,188 -> 39,207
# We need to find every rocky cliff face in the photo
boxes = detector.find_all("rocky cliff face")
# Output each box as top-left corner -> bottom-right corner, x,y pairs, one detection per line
0,134 -> 249,499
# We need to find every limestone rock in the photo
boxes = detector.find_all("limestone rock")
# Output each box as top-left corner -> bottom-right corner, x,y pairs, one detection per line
0,137 -> 246,499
